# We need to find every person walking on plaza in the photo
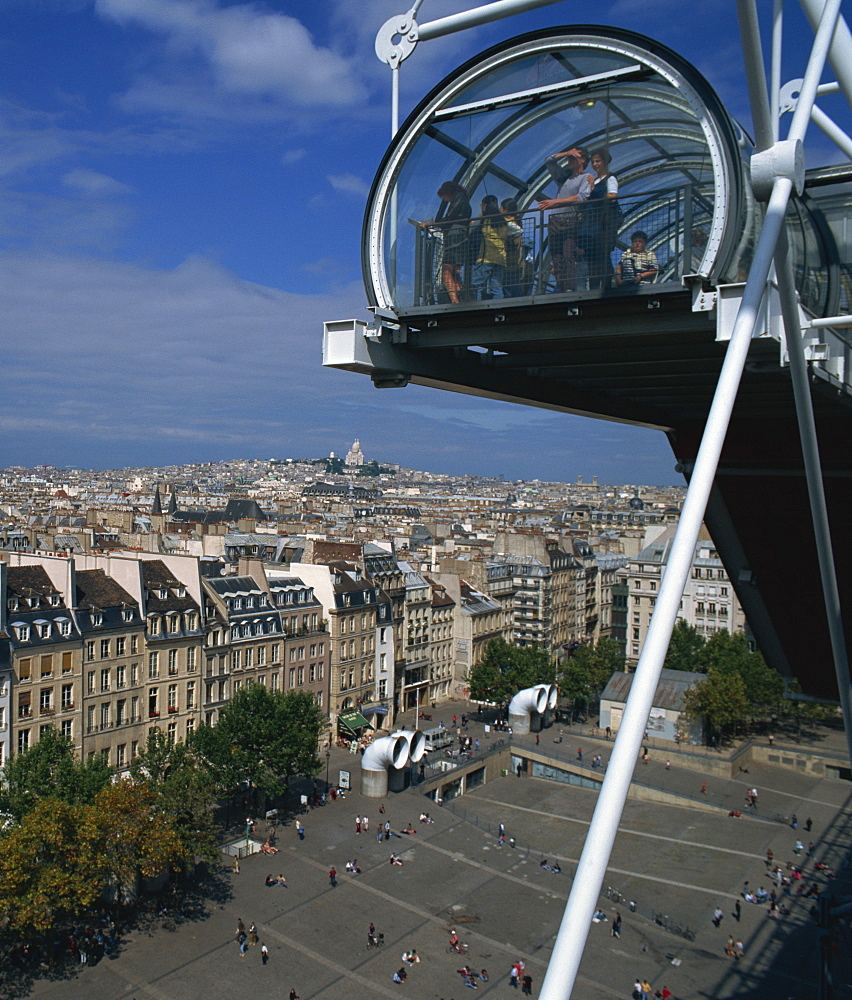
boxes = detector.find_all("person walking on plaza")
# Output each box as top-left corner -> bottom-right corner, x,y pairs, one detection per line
260,942 -> 269,965
713,905 -> 724,928
232,854 -> 239,874
355,815 -> 361,834
725,935 -> 735,958
328,867 -> 337,888
522,972 -> 533,995
296,820 -> 305,840
363,815 -> 369,833
700,780 -> 707,795
248,921 -> 258,946
735,938 -> 744,960
612,911 -> 622,938
734,899 -> 741,922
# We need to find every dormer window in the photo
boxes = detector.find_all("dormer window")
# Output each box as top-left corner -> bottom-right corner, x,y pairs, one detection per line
51,594 -> 61,606
276,593 -> 285,606
16,625 -> 30,642
159,588 -> 169,600
7,598 -> 18,611
245,597 -> 254,609
59,619 -> 71,637
232,598 -> 242,610
122,608 -> 133,622
176,585 -> 186,598
91,612 -> 103,627
148,616 -> 161,635
39,623 -> 51,639
258,595 -> 267,607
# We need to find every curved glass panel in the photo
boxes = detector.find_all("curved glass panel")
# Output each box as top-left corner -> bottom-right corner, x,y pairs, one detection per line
365,28 -> 747,312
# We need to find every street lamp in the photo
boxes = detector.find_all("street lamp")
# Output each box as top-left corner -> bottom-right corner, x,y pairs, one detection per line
325,748 -> 331,792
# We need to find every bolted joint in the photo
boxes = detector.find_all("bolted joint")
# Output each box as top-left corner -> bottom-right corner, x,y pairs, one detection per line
750,139 -> 805,201
375,14 -> 420,68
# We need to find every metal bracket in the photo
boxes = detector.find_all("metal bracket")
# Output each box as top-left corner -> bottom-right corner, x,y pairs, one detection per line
375,13 -> 419,68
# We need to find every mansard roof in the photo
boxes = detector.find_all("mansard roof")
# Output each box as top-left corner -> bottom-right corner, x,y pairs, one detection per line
75,569 -> 137,611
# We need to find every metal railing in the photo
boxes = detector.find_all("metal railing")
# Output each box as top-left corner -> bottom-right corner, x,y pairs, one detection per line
412,184 -> 711,307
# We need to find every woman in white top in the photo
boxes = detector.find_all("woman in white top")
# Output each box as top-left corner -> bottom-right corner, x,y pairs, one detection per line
584,148 -> 620,289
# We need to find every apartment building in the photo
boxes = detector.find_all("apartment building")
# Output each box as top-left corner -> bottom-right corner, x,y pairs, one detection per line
77,568 -> 146,769
625,524 -> 746,668
397,560 -> 431,713
427,577 -> 455,704
4,563 -> 81,762
138,559 -> 205,747
290,561 -> 379,729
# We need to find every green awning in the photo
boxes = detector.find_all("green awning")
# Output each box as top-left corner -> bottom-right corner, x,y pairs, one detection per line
338,711 -> 372,734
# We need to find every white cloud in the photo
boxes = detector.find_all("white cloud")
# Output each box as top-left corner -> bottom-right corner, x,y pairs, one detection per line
281,148 -> 306,165
94,0 -> 369,120
327,173 -> 370,198
62,168 -> 134,196
0,250 -> 371,446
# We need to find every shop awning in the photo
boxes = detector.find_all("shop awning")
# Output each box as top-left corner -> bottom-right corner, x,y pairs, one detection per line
338,711 -> 373,734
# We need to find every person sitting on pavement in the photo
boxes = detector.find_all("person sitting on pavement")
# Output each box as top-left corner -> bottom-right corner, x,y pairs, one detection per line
390,853 -> 404,866
265,874 -> 277,886
392,967 -> 407,983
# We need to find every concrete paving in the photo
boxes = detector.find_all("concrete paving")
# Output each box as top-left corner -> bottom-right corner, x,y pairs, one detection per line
13,701 -> 852,1000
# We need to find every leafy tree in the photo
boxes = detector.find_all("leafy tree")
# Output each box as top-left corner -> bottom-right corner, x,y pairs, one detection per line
560,638 -> 624,715
0,799 -> 102,933
201,685 -> 325,799
681,668 -> 749,740
702,632 -> 783,719
467,638 -> 555,704
0,726 -> 111,821
0,781 -> 184,935
664,620 -> 707,672
130,730 -> 219,862
93,780 -> 184,893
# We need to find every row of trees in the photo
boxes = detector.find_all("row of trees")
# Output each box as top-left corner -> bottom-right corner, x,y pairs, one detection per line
667,623 -> 788,738
0,687 -> 325,935
468,626 -> 796,742
467,636 -> 624,717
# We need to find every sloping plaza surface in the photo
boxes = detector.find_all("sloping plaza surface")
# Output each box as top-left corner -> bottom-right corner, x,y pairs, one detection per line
17,711 -> 852,1000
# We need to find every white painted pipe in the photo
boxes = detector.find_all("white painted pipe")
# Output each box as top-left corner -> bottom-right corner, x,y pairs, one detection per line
508,685 -> 548,735
392,729 -> 427,763
361,734 -> 411,798
534,683 -> 558,711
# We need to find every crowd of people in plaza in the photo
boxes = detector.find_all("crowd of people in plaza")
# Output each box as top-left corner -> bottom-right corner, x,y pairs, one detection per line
426,144 -> 669,302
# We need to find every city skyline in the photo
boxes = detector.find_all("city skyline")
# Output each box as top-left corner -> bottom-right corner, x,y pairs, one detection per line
0,1 -> 842,483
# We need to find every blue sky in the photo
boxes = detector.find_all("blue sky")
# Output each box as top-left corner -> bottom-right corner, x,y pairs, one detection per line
0,0 -> 847,483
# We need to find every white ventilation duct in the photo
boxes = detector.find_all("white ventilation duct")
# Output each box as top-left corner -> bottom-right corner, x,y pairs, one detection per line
508,685 -> 548,735
360,733 -> 410,797
392,729 -> 426,763
535,683 -> 559,711
388,729 -> 426,791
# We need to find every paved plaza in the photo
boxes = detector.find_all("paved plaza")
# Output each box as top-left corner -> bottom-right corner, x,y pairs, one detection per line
13,707 -> 852,1000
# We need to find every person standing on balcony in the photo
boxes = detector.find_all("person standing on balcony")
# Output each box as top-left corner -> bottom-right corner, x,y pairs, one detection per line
500,198 -> 525,298
472,195 -> 508,300
435,181 -> 471,304
538,146 -> 592,292
581,148 -> 621,289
